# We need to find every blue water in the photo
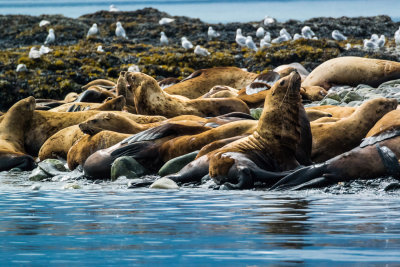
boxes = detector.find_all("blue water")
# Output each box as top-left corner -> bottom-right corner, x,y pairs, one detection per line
1,171 -> 400,265
0,0 -> 400,22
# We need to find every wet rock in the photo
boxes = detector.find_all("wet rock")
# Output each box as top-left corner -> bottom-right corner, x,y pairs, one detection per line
343,91 -> 363,103
384,182 -> 400,192
320,98 -> 340,105
346,101 -> 362,107
325,92 -> 341,102
38,159 -> 68,176
29,167 -> 49,181
158,151 -> 199,177
150,177 -> 179,189
111,156 -> 148,180
250,108 -> 263,119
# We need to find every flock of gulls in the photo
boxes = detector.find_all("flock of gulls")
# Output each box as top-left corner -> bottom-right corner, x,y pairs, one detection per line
18,4 -> 400,72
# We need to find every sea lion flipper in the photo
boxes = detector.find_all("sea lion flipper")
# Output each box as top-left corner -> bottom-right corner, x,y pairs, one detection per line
290,177 -> 331,190
376,144 -> 400,179
110,142 -> 150,159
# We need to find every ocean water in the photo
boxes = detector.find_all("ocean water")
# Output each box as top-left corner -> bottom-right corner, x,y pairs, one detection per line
0,0 -> 400,23
1,171 -> 400,265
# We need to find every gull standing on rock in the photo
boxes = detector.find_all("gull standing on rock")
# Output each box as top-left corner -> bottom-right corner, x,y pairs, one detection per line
264,15 -> 276,25
377,35 -> 386,48
332,30 -> 347,41
280,28 -> 292,40
16,64 -> 27,72
44,28 -> 55,45
181,37 -> 193,49
256,27 -> 265,39
39,20 -> 50,27
235,29 -> 247,47
87,23 -> 99,37
97,45 -> 105,52
128,65 -> 140,72
109,5 -> 119,12
301,26 -> 315,39
246,36 -> 258,52
115,22 -> 127,39
208,26 -> 220,40
159,18 -> 175,25
29,47 -> 41,59
394,27 -> 400,46
39,45 -> 52,55
260,38 -> 271,49
160,32 -> 169,45
363,39 -> 378,50
194,45 -> 210,56
293,33 -> 302,40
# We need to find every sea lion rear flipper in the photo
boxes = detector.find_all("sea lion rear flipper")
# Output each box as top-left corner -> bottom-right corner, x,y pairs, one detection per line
376,144 -> 400,179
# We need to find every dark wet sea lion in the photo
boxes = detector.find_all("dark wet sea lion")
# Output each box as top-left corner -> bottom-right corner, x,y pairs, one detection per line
164,67 -> 257,99
0,97 -> 36,171
302,56 -> 400,90
49,95 -> 126,112
117,71 -> 250,118
165,71 -> 310,189
311,98 -> 397,162
271,131 -> 400,190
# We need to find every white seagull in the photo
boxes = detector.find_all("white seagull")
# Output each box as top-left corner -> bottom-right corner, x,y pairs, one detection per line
208,26 -> 220,40
16,64 -> 27,72
256,27 -> 265,39
39,45 -> 52,55
264,16 -> 276,25
332,30 -> 347,41
194,45 -> 210,56
280,28 -> 292,40
293,33 -> 302,40
29,47 -> 41,59
301,26 -> 315,39
235,29 -> 247,47
260,38 -> 271,49
109,5 -> 119,12
44,28 -> 55,45
263,31 -> 271,43
97,45 -> 105,52
377,35 -> 386,48
87,23 -> 99,37
128,65 -> 140,72
160,32 -> 169,45
181,37 -> 193,49
246,36 -> 258,52
394,27 -> 400,46
115,22 -> 127,38
363,39 -> 378,50
159,18 -> 175,25
39,20 -> 50,27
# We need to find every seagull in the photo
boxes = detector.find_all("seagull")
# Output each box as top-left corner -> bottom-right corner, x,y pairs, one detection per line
263,32 -> 271,43
208,26 -> 220,40
301,26 -> 315,39
264,15 -> 276,25
115,22 -> 127,38
256,27 -> 265,39
246,36 -> 258,52
29,47 -> 41,59
160,31 -> 169,45
363,39 -> 378,50
332,30 -> 347,41
271,34 -> 289,44
280,28 -> 292,40
345,43 -> 352,50
39,45 -> 52,55
16,64 -> 27,72
293,33 -> 302,40
44,28 -> 55,44
377,35 -> 386,48
97,45 -> 104,52
87,23 -> 98,37
128,65 -> 140,72
370,34 -> 379,42
109,4 -> 119,12
194,45 -> 210,56
39,20 -> 50,27
159,18 -> 174,25
181,37 -> 193,49
235,29 -> 247,47
260,38 -> 271,49
394,27 -> 400,46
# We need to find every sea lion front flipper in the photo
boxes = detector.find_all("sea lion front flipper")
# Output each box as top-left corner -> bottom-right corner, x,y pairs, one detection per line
220,168 -> 254,190
376,144 -> 400,180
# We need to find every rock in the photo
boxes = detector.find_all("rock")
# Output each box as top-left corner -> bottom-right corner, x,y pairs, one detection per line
384,182 -> 400,192
250,108 -> 263,120
9,168 -> 22,172
63,183 -> 81,190
158,151 -> 199,177
149,177 -> 179,189
325,92 -> 341,101
29,167 -> 49,181
31,184 -> 41,190
346,101 -> 362,107
38,159 -> 68,176
343,91 -> 363,103
111,156 -> 148,181
320,98 -> 340,105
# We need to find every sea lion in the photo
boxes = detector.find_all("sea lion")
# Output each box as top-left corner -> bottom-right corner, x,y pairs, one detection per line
201,85 -> 239,99
64,92 -> 79,102
49,95 -> 126,112
81,79 -> 116,90
164,67 -> 257,99
158,77 -> 181,90
274,62 -> 309,81
311,98 -> 397,162
0,97 -> 36,171
75,86 -> 116,103
306,105 -> 356,119
367,110 -> 400,137
305,109 -> 332,122
82,122 -> 213,175
23,110 -> 166,156
271,131 -> 400,190
302,57 -> 400,90
117,71 -> 250,118
165,71 -> 309,189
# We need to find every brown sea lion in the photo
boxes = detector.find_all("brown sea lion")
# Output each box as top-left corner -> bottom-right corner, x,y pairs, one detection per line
302,57 -> 400,90
49,95 -> 126,112
81,79 -> 116,90
23,110 -> 166,156
311,98 -> 397,163
164,67 -> 257,99
64,92 -> 79,102
306,105 -> 356,119
201,85 -> 239,98
367,110 -> 400,138
117,71 -> 250,118
165,71 -> 310,189
274,62 -> 310,81
271,131 -> 400,190
0,97 -> 36,171
301,86 -> 328,101
305,109 -> 332,122
196,135 -> 250,159
158,77 -> 181,90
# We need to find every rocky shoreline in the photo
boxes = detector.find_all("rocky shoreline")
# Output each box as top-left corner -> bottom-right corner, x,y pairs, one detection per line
1,8 -> 400,110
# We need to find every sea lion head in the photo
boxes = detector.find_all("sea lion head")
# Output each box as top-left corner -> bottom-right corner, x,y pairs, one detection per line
99,95 -> 126,111
79,112 -> 120,136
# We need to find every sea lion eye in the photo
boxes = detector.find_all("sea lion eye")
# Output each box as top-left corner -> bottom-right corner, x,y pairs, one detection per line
280,80 -> 285,86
